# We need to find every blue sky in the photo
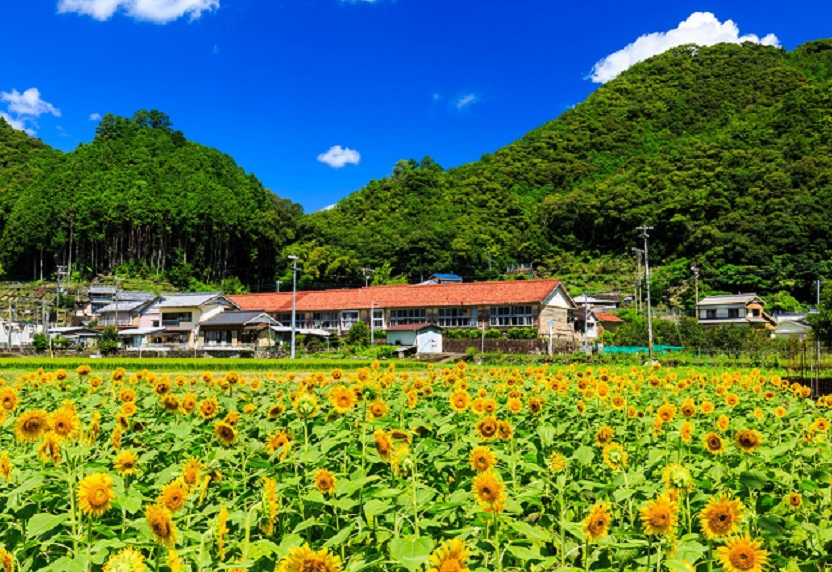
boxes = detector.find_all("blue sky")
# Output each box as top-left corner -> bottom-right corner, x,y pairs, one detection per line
2,1 -> 830,212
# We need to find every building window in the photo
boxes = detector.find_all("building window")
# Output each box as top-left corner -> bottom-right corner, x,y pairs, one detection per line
162,312 -> 193,326
438,307 -> 477,327
311,312 -> 339,330
341,311 -> 359,330
204,330 -> 232,345
389,308 -> 426,326
728,308 -> 740,318
705,309 -> 717,319
274,312 -> 292,325
372,309 -> 385,330
489,305 -> 534,327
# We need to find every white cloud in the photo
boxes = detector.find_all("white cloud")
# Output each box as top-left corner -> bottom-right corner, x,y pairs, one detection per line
317,145 -> 361,169
89,112 -> 102,121
589,12 -> 780,83
0,87 -> 60,136
455,93 -> 477,110
56,0 -> 219,23
1,88 -> 61,118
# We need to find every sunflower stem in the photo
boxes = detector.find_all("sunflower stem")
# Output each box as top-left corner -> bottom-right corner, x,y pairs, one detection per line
707,540 -> 713,572
410,455 -> 419,537
559,483 -> 566,570
85,515 -> 92,572
583,543 -> 591,572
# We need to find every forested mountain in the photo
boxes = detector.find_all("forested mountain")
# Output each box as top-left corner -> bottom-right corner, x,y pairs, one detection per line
301,39 -> 832,301
0,111 -> 301,289
2,40 -> 832,301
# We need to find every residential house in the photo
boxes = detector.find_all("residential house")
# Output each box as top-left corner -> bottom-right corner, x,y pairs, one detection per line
386,324 -> 443,354
155,292 -> 240,348
95,298 -> 157,329
696,294 -> 777,329
421,273 -> 463,285
197,310 -> 279,351
0,320 -> 37,348
230,279 -> 577,339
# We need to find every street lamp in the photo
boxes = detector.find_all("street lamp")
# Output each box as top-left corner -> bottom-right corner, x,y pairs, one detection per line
288,255 -> 299,359
637,226 -> 654,361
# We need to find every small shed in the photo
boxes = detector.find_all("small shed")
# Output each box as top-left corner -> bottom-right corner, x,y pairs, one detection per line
386,323 -> 442,354
773,320 -> 811,340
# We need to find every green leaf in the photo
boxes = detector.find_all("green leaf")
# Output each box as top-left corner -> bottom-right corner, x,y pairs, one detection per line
509,521 -> 550,544
363,499 -> 392,517
389,536 -> 435,572
507,544 -> 543,561
323,524 -> 355,548
739,469 -> 767,491
574,445 -> 594,466
27,512 -> 69,538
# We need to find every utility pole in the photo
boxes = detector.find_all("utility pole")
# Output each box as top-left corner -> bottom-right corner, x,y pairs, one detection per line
816,279 -> 823,397
638,226 -> 655,361
289,256 -> 299,359
691,266 -> 699,316
370,300 -> 375,346
362,268 -> 374,288
276,280 -> 282,293
632,247 -> 643,315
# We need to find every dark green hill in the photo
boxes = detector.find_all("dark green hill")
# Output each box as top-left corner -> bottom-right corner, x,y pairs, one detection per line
302,40 -> 832,300
0,111 -> 301,288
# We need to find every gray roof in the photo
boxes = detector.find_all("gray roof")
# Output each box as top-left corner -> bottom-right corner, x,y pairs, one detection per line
697,294 -> 763,307
200,311 -> 276,327
96,300 -> 150,314
89,286 -> 116,295
118,291 -> 156,301
157,292 -> 233,308
119,327 -> 167,336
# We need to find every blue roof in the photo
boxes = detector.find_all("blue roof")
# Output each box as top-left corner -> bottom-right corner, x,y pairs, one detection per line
432,274 -> 462,280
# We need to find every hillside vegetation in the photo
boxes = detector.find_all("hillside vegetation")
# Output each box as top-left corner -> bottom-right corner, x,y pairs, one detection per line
2,40 -> 832,304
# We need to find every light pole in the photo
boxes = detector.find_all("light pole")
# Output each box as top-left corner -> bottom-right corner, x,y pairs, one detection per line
632,247 -> 643,315
638,226 -> 655,361
362,268 -> 374,288
289,256 -> 299,359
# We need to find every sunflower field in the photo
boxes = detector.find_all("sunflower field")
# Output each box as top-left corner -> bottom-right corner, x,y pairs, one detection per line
0,362 -> 831,572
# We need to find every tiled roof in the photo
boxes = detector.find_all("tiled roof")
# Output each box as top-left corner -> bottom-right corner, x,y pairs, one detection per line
230,279 -> 564,313
158,292 -> 232,308
200,311 -> 275,327
594,312 -> 623,323
96,300 -> 149,314
698,294 -> 763,306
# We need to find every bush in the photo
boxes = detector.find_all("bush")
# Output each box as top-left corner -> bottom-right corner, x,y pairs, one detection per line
507,327 -> 537,339
345,321 -> 370,347
98,327 -> 119,356
485,328 -> 502,339
32,333 -> 49,353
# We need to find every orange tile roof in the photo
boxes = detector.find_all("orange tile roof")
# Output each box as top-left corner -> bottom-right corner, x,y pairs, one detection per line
594,312 -> 624,323
230,279 -> 564,313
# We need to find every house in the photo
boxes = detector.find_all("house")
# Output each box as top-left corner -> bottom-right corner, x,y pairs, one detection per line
575,310 -> 624,341
421,274 -> 463,285
574,294 -> 619,311
386,323 -> 443,354
230,279 -> 577,339
94,298 -> 157,329
0,320 -> 37,348
696,294 -> 777,329
154,292 -> 240,348
48,326 -> 100,348
82,287 -> 155,318
197,311 -> 279,351
773,319 -> 812,340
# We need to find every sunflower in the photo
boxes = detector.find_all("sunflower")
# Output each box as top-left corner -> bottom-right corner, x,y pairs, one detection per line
198,397 -> 220,419
774,406 -> 786,418
734,429 -> 762,453
328,385 -> 356,414
448,390 -> 469,413
314,469 -> 337,495
103,547 -> 146,572
162,395 -> 180,412
0,452 -> 11,482
277,544 -> 343,572
475,417 -> 498,441
427,538 -> 470,572
0,547 -> 10,572
602,442 -> 627,471
223,411 -> 240,426
368,399 -> 388,419
374,430 -> 393,461
146,504 -> 177,548
786,492 -> 802,510
680,399 -> 696,418
595,425 -> 614,446
496,420 -> 513,441
701,401 -> 715,415
214,422 -> 237,446
390,444 -> 412,477
657,403 -> 676,423
114,449 -> 138,476
77,473 -> 116,517
216,505 -> 229,561
121,401 -> 138,417
527,397 -> 543,415
294,393 -> 320,418
725,393 -> 740,407
716,415 -> 730,432
506,397 -> 523,414
14,409 -> 49,442
639,494 -> 678,536
267,403 -> 286,419
703,432 -> 725,455
550,452 -> 567,473
812,417 -> 830,432
716,533 -> 768,572
469,446 -> 496,472
472,471 -> 506,513
583,501 -> 612,542
699,494 -> 744,539
0,389 -> 17,412
266,430 -> 291,458
662,464 -> 694,494
680,421 -> 693,443
181,456 -> 204,486
159,478 -> 189,513
38,434 -> 62,465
